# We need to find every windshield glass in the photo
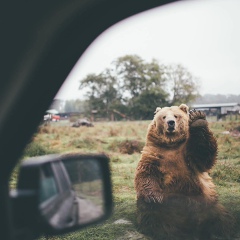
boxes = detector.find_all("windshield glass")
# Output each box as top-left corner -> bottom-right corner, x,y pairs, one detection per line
15,0 -> 240,239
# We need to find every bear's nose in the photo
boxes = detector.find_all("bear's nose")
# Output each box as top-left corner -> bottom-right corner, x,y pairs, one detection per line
167,120 -> 175,128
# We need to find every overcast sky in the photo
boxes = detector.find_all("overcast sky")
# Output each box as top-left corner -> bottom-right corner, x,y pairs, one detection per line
56,0 -> 240,100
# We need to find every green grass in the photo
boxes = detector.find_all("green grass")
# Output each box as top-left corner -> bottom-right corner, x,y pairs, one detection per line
11,120 -> 240,239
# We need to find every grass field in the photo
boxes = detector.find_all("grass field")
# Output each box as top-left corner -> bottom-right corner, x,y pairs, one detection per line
10,119 -> 240,240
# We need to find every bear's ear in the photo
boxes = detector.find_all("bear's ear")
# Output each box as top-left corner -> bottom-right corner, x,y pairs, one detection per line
179,104 -> 189,114
154,107 -> 161,114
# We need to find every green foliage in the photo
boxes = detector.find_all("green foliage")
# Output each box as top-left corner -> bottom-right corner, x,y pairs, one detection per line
164,64 -> 200,105
130,88 -> 169,119
79,55 -> 199,120
23,142 -> 56,157
115,55 -> 166,98
80,69 -> 122,119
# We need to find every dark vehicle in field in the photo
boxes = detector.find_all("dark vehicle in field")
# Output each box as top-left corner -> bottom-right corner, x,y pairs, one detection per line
72,119 -> 94,127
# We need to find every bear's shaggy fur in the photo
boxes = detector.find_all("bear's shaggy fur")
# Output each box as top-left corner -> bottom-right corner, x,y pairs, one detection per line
134,104 -> 234,240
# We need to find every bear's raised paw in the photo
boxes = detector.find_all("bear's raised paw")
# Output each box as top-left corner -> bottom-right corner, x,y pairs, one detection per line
189,109 -> 207,127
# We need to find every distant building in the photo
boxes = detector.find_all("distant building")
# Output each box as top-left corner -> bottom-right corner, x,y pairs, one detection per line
191,103 -> 240,120
192,103 -> 240,114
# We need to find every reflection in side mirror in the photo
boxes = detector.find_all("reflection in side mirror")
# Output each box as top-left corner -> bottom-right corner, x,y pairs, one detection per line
11,154 -> 112,238
39,157 -> 105,229
63,159 -> 104,225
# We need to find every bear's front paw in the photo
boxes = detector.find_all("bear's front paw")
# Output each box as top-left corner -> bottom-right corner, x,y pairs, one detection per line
189,109 -> 207,127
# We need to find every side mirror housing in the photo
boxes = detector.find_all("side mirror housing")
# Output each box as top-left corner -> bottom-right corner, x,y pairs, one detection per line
11,153 -> 113,239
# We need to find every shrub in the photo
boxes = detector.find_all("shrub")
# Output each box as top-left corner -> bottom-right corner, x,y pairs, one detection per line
119,140 -> 144,154
108,139 -> 144,154
23,142 -> 55,157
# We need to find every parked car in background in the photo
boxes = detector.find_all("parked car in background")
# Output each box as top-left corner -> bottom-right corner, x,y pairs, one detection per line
51,114 -> 60,122
44,114 -> 60,122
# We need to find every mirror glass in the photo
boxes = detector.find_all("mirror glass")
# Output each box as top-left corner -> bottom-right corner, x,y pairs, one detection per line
39,158 -> 104,229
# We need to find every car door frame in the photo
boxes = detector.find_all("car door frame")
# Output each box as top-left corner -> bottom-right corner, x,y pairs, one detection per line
0,0 -> 177,239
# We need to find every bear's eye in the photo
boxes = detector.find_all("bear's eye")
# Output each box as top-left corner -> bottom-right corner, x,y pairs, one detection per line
163,116 -> 166,119
174,115 -> 178,118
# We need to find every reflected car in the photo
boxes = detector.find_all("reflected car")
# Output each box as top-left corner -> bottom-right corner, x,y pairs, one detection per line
39,160 -> 79,229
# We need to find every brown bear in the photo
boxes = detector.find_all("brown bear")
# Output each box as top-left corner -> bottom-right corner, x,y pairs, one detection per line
134,104 -> 234,240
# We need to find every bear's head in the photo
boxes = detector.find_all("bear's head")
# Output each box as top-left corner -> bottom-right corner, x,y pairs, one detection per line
147,104 -> 190,146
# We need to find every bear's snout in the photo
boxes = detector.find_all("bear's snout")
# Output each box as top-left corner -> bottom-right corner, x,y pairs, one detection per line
167,120 -> 175,131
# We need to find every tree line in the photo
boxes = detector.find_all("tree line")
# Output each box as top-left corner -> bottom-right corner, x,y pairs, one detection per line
77,55 -> 199,120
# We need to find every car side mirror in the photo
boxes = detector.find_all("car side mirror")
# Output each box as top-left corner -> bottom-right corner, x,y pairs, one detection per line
10,153 -> 113,239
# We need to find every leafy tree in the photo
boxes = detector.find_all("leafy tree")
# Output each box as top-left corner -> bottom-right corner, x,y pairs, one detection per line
114,55 -> 146,98
130,88 -> 169,119
113,55 -> 168,119
79,69 -> 122,118
145,59 -> 166,90
164,64 -> 199,105
114,55 -> 166,97
79,55 -> 200,120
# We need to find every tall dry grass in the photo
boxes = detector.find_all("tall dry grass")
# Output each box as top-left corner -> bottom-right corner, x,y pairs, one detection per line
11,119 -> 240,239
